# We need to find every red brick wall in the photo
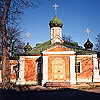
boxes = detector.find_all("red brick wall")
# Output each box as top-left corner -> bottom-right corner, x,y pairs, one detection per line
24,58 -> 37,82
77,57 -> 93,81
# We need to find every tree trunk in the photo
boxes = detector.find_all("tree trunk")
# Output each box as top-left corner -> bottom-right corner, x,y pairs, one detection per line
1,0 -> 11,84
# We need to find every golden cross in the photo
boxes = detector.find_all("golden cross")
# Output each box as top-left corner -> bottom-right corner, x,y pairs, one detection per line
53,3 -> 59,16
85,28 -> 91,39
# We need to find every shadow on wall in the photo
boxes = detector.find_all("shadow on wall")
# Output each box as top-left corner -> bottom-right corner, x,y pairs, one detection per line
0,88 -> 100,100
36,53 -> 43,85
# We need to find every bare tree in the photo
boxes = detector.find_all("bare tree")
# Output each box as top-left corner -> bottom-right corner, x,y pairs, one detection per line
7,27 -> 25,58
62,34 -> 73,44
95,33 -> 100,52
0,0 -> 39,85
62,34 -> 80,48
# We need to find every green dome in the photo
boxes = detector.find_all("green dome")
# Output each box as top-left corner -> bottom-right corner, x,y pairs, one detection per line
49,16 -> 63,28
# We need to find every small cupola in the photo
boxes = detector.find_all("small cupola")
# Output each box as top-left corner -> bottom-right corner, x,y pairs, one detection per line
49,16 -> 64,44
49,3 -> 64,44
49,16 -> 63,28
84,39 -> 93,50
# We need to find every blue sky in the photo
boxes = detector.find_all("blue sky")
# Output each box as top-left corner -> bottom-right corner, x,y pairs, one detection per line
21,0 -> 100,48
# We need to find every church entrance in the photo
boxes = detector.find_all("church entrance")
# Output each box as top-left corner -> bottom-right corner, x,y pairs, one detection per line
52,57 -> 66,81
48,55 -> 70,82
46,55 -> 70,87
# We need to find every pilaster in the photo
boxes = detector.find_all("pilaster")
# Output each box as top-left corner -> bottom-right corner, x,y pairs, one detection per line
16,56 -> 25,85
70,56 -> 76,84
0,70 -> 2,83
93,54 -> 100,82
42,56 -> 48,86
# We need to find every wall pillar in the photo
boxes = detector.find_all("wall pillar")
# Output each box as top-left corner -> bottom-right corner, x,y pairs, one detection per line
70,56 -> 76,84
16,57 -> 25,85
93,54 -> 100,82
0,70 -> 2,83
42,56 -> 48,86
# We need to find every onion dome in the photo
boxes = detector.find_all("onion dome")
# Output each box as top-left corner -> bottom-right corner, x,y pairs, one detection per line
24,42 -> 32,53
84,39 -> 93,50
49,16 -> 63,28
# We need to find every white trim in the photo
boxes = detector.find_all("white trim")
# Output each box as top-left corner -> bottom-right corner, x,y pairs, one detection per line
93,78 -> 100,82
77,55 -> 93,57
42,44 -> 72,52
11,64 -> 17,74
51,36 -> 64,44
77,78 -> 92,82
42,56 -> 48,86
16,81 -> 38,85
20,56 -> 40,58
24,81 -> 37,85
10,79 -> 16,83
70,56 -> 76,84
43,51 -> 75,54
93,54 -> 98,70
92,54 -> 100,82
76,61 -> 82,73
16,56 -> 25,85
0,70 -> 2,83
93,54 -> 100,82
77,54 -> 97,57
80,62 -> 82,73
48,80 -> 70,82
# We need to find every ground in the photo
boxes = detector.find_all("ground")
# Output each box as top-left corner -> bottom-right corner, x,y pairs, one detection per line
0,87 -> 100,100
1,83 -> 100,100
0,84 -> 100,100
85,87 -> 100,93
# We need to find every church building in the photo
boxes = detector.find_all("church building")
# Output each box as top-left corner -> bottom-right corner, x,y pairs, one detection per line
0,4 -> 100,88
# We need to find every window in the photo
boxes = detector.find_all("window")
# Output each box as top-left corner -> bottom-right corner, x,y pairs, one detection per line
98,59 -> 100,75
75,62 -> 81,73
52,29 -> 54,38
98,59 -> 100,69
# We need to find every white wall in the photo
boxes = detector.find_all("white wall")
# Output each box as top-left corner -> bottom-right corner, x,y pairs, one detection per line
42,56 -> 48,86
93,54 -> 100,82
0,70 -> 2,83
70,56 -> 76,84
16,56 -> 25,85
